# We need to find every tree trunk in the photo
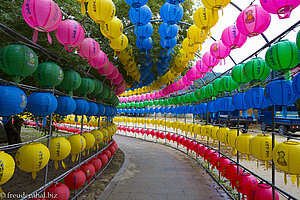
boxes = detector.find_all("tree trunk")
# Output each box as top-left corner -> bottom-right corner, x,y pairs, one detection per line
4,117 -> 23,144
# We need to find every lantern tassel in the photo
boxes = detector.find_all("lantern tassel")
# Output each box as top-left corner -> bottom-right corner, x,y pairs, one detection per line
233,148 -> 237,156
32,172 -> 37,180
282,106 -> 288,119
35,117 -> 40,127
69,90 -> 73,98
297,175 -> 299,188
47,32 -> 52,44
246,154 -> 250,162
33,30 -> 38,43
72,154 -> 76,162
284,70 -> 292,81
240,154 -> 243,161
54,160 -> 58,169
257,160 -> 259,168
0,187 -> 6,200
82,150 -> 86,156
62,160 -> 66,169
42,117 -> 47,127
291,175 -> 297,184
80,2 -> 86,16
284,172 -> 287,185
265,160 -> 269,170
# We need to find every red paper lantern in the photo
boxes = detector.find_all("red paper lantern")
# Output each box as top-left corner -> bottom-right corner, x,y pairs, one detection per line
248,183 -> 279,200
108,145 -> 116,155
126,127 -> 131,132
194,143 -> 202,156
98,153 -> 109,166
103,149 -> 112,159
184,139 -> 191,148
224,163 -> 243,188
80,163 -> 95,183
176,136 -> 182,143
180,137 -> 186,146
159,132 -> 165,139
171,134 -> 177,142
188,141 -> 195,152
216,157 -> 231,175
146,129 -> 151,136
64,169 -> 86,189
155,131 -> 161,138
45,182 -> 70,200
135,128 -> 140,133
204,149 -> 214,162
209,152 -> 220,169
166,133 -> 172,141
199,145 -> 208,157
140,129 -> 145,135
89,157 -> 102,172
235,173 -> 258,197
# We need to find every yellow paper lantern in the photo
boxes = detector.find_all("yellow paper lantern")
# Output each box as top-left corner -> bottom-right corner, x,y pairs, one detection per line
216,127 -> 230,144
136,118 -> 141,124
210,126 -> 220,144
82,132 -> 95,156
194,124 -> 201,136
226,129 -> 238,155
75,0 -> 89,16
204,125 -> 213,140
109,34 -> 128,52
68,135 -> 86,162
131,118 -> 137,124
182,38 -> 200,55
49,137 -> 71,169
146,119 -> 151,125
236,134 -> 253,161
0,151 -> 15,185
273,141 -> 300,186
100,17 -> 123,40
91,129 -> 104,149
250,134 -> 277,170
140,118 -> 145,124
166,121 -> 171,128
88,0 -> 116,24
101,128 -> 109,142
187,25 -> 208,45
193,7 -> 219,37
15,142 -> 50,179
188,123 -> 194,133
202,0 -> 231,11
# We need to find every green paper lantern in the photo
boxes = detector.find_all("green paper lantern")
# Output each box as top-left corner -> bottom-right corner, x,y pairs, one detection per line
175,96 -> 181,104
98,86 -> 110,100
200,86 -> 207,98
158,99 -> 164,106
265,40 -> 300,80
92,79 -> 103,96
148,101 -> 154,106
139,102 -> 144,107
194,89 -> 202,100
154,100 -> 159,105
164,99 -> 170,105
231,63 -> 250,84
220,75 -> 238,92
34,62 -> 64,87
144,101 -> 149,106
76,78 -> 95,96
191,93 -> 198,102
59,70 -> 82,96
104,90 -> 114,102
0,44 -> 38,83
205,84 -> 218,97
212,78 -> 222,92
296,30 -> 300,50
243,57 -> 271,82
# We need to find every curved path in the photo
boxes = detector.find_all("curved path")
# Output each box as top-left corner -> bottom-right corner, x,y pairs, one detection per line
98,135 -> 230,200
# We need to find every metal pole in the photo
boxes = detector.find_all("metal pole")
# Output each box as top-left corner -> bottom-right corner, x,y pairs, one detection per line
272,105 -> 276,200
155,113 -> 157,143
165,114 -> 167,144
237,110 -> 241,200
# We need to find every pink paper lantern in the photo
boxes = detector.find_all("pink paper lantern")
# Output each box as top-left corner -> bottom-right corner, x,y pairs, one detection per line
186,67 -> 199,81
22,0 -> 62,44
260,0 -> 300,19
97,61 -> 114,77
55,20 -> 85,52
202,52 -> 220,71
150,93 -> 155,99
221,25 -> 247,50
112,73 -> 123,85
145,93 -> 150,99
236,5 -> 271,37
88,51 -> 108,69
210,40 -> 231,65
78,38 -> 101,60
182,76 -> 193,86
107,67 -> 119,80
196,59 -> 209,73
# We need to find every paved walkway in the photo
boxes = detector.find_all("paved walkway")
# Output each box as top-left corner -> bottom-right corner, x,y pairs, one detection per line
98,135 -> 229,200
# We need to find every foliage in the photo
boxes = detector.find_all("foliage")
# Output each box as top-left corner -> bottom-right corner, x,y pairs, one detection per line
0,0 -> 195,90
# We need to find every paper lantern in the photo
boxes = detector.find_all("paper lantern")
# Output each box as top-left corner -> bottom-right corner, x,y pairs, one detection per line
260,0 -> 300,19
135,22 -> 153,39
76,77 -> 95,97
202,0 -> 231,11
80,163 -> 95,183
250,134 -> 277,169
85,102 -> 98,117
273,141 -> 300,186
100,17 -> 123,40
55,20 -> 85,52
231,63 -> 250,87
89,157 -> 102,172
15,142 -> 50,179
216,127 -> 230,144
216,156 -> 231,176
236,134 -> 253,161
49,137 -> 71,169
160,38 -> 177,50
0,86 -> 27,122
109,34 -> 128,52
210,40 -> 231,62
205,84 -> 218,97
59,70 -> 82,96
265,40 -> 300,80
297,30 -> 300,49
193,7 -> 219,36
137,37 -> 153,51
55,96 -> 76,116
182,38 -> 200,55
158,23 -> 178,39
0,151 -> 15,186
27,92 -> 58,126
212,78 -> 222,92
244,87 -> 269,110
82,132 -> 95,156
160,3 -> 184,25
187,25 -> 208,45
202,52 -> 220,71
232,93 -> 249,117
45,182 -> 70,200
265,79 -> 297,118
224,163 -> 243,188
129,5 -> 152,26
248,184 -> 279,200
91,129 -> 104,149
236,5 -> 271,37
88,0 -> 115,24
221,25 -> 247,49
22,0 -> 62,43
124,0 -> 148,8
166,0 -> 185,4
0,44 -> 38,83
34,62 -> 63,87
74,99 -> 89,116
226,129 -> 238,155
243,57 -> 270,82
204,149 -> 214,163
88,51 -> 108,70
220,75 -> 238,92
64,169 -> 86,190
98,153 -> 109,166
68,134 -> 86,162
78,38 -> 101,60
235,173 -> 258,198
292,73 -> 300,97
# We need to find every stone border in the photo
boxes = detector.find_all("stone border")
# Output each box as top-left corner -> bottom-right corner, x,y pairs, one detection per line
97,145 -> 131,200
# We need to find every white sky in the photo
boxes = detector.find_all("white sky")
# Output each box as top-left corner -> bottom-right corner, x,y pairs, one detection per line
197,1 -> 300,73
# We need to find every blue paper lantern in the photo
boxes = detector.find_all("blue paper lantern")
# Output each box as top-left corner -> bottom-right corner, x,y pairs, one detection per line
154,107 -> 159,113
55,96 -> 76,116
74,99 -> 89,116
97,104 -> 105,116
198,103 -> 207,114
136,37 -> 153,51
164,107 -> 170,113
160,37 -> 177,49
86,102 -> 99,117
207,101 -> 214,113
166,0 -> 185,4
169,106 -> 175,113
158,23 -> 178,39
232,93 -> 249,118
219,97 -> 235,112
129,5 -> 152,26
0,86 -> 27,123
265,79 -> 297,118
245,87 -> 269,110
144,108 -> 149,113
27,92 -> 57,126
292,73 -> 300,97
141,108 -> 145,113
124,0 -> 149,8
149,107 -> 154,113
134,23 -> 153,39
160,3 -> 183,25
